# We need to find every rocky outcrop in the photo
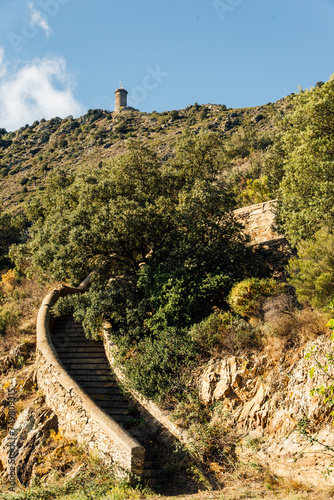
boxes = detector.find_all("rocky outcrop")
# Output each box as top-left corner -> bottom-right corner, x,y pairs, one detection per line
0,340 -> 36,373
198,336 -> 334,486
0,404 -> 57,485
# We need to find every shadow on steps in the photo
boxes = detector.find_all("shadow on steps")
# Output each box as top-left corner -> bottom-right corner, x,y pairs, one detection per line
51,315 -> 215,495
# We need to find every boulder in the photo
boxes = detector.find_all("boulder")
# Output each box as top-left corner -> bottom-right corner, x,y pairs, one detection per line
0,405 -> 58,485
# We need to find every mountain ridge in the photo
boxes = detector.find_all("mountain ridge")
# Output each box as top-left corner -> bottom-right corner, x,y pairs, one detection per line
0,94 -> 294,212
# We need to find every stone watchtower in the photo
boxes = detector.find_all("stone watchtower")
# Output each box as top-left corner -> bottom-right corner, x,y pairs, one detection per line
115,82 -> 128,111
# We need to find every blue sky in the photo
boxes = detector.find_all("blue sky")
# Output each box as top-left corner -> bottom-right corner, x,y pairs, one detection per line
0,0 -> 334,130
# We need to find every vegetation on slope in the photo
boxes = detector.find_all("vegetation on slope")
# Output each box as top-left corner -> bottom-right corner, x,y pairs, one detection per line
3,77 -> 334,495
0,97 -> 294,213
10,133 -> 263,401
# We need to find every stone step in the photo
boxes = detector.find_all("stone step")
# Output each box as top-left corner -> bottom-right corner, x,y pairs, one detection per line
60,352 -> 106,358
79,386 -> 119,392
144,460 -> 162,468
62,366 -> 111,373
74,375 -> 115,383
93,394 -> 127,403
56,347 -> 106,354
95,406 -> 130,415
82,388 -> 125,396
91,400 -> 130,408
66,369 -> 112,376
78,383 -> 124,392
52,341 -> 102,348
85,397 -> 129,405
87,393 -> 124,401
52,324 -> 84,329
52,341 -> 95,349
52,326 -> 86,332
128,428 -> 148,438
52,335 -> 91,340
144,447 -> 164,460
77,380 -> 117,387
82,392 -> 126,400
61,360 -> 110,366
60,352 -> 107,359
52,330 -> 86,335
83,386 -> 119,393
142,469 -> 163,479
80,387 -> 124,395
105,414 -> 131,424
52,319 -> 82,325
52,316 -> 166,481
53,335 -> 89,341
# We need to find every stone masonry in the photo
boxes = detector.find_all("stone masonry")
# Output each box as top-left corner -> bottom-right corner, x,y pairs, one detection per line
36,284 -> 144,477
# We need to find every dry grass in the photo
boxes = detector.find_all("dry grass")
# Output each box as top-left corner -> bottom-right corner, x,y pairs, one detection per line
150,482 -> 334,500
260,295 -> 330,359
0,274 -> 56,439
0,275 -> 53,355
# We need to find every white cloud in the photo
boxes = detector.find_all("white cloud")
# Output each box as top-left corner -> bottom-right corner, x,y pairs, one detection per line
0,50 -> 84,131
0,48 -> 7,78
28,2 -> 51,38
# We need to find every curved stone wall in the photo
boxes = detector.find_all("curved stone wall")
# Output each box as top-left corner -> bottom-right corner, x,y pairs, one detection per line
35,277 -> 145,477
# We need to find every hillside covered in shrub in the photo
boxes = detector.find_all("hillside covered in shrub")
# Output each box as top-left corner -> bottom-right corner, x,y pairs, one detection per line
3,78 -> 334,498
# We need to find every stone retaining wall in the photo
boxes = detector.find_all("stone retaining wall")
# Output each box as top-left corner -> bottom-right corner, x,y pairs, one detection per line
35,279 -> 145,477
234,199 -> 281,244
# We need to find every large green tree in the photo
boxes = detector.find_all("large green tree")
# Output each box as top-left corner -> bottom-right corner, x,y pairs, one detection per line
288,228 -> 334,309
13,134 -> 249,284
12,134 -> 260,399
0,206 -> 26,269
277,76 -> 334,246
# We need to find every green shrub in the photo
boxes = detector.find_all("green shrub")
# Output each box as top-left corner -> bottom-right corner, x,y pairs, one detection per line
228,278 -> 284,318
0,305 -> 20,335
237,176 -> 271,206
19,177 -> 29,186
58,139 -> 68,148
0,308 -> 11,335
288,228 -> 334,309
189,312 -> 227,351
121,326 -> 197,401
230,316 -> 260,349
189,311 -> 260,352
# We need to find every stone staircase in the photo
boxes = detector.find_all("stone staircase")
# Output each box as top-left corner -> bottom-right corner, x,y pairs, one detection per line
50,315 -> 165,483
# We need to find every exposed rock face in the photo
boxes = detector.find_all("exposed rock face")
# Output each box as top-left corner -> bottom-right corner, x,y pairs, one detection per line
199,356 -> 243,405
198,336 -> 334,486
0,340 -> 36,373
234,200 -> 281,245
0,405 -> 58,485
234,200 -> 295,280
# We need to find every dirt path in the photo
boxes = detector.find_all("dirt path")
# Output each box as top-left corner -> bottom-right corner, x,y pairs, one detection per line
148,485 -> 334,500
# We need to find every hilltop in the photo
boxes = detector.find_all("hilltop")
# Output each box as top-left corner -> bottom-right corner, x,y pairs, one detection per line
0,95 -> 293,212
